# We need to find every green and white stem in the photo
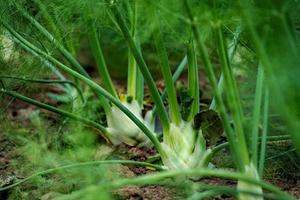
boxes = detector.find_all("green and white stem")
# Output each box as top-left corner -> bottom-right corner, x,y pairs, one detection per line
151,10 -> 209,170
216,24 -> 262,200
210,26 -> 242,110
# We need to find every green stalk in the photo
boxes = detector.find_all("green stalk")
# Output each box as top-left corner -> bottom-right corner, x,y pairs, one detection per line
187,40 -> 199,121
127,50 -> 138,98
126,0 -> 144,104
127,0 -> 138,99
2,22 -> 163,154
251,64 -> 264,167
172,56 -> 188,82
258,87 -> 269,178
0,75 -> 85,103
217,25 -> 260,197
154,18 -> 181,125
127,0 -> 144,105
135,68 -> 144,105
210,26 -> 242,110
106,0 -> 170,132
85,3 -> 118,98
151,55 -> 187,118
209,74 -> 224,110
14,3 -> 90,78
182,0 -> 244,171
0,90 -> 106,134
216,26 -> 250,167
0,160 -> 165,192
59,168 -> 293,200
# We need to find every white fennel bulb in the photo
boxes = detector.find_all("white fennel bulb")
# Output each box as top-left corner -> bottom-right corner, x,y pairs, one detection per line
106,100 -> 154,146
160,121 -> 211,169
237,162 -> 263,200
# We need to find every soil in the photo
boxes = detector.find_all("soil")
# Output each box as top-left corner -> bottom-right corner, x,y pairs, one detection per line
115,185 -> 176,200
0,135 -> 17,200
